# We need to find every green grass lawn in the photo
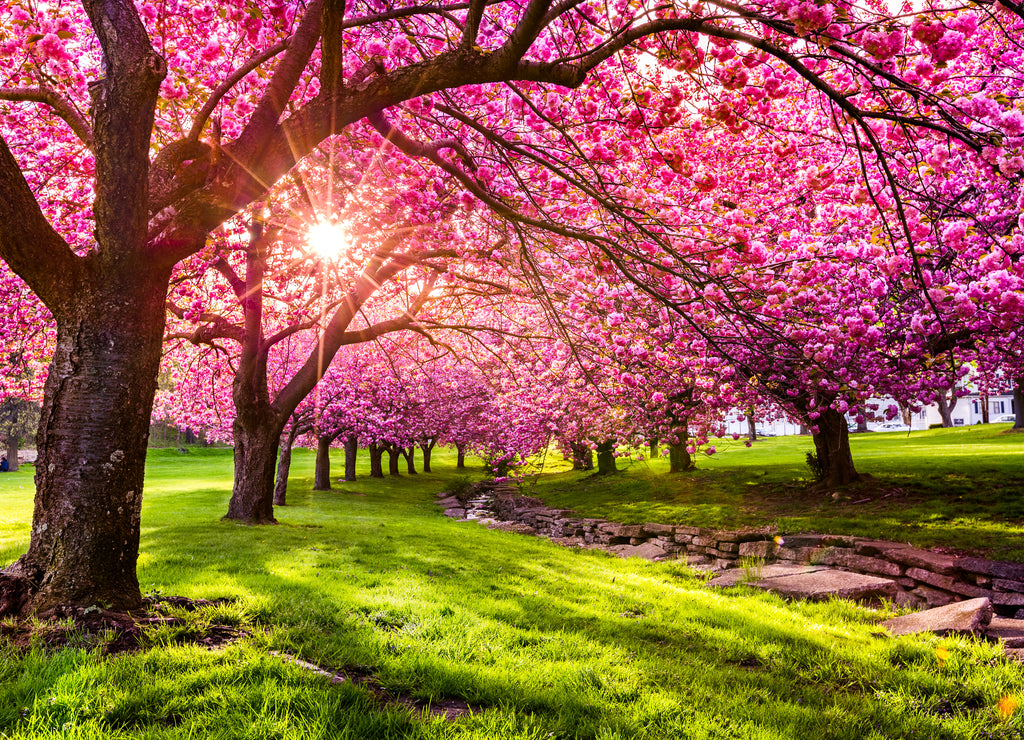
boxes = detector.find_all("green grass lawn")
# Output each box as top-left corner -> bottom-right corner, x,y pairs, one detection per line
0,444 -> 1023,739
525,425 -> 1024,561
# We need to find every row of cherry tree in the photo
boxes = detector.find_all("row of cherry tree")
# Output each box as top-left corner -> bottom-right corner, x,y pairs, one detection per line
1,0 -> 1023,617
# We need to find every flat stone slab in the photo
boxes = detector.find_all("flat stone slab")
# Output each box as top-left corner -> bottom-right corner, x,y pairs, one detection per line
758,570 -> 897,601
443,508 -> 466,518
611,541 -> 668,561
880,597 -> 993,637
707,564 -> 828,589
986,616 -> 1024,648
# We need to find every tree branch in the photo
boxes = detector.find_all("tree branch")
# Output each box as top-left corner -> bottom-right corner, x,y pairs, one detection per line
0,86 -> 93,149
0,134 -> 81,311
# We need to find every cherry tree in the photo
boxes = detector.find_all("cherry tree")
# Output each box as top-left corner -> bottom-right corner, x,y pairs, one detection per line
1,0 -> 1019,617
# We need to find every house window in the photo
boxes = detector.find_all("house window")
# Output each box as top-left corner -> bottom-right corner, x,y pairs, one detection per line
992,400 -> 1006,415
954,418 -> 965,426
973,400 -> 980,414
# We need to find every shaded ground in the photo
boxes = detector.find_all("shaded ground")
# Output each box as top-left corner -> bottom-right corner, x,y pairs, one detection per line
0,595 -> 246,656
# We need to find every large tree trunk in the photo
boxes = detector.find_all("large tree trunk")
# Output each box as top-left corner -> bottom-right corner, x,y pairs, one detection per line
5,436 -> 18,473
456,443 -> 466,469
402,446 -> 417,475
1,271 -> 170,616
273,433 -> 294,506
1013,378 -> 1024,430
368,443 -> 385,479
314,434 -> 335,491
810,409 -> 860,487
669,442 -> 695,473
419,439 -> 434,472
343,436 -> 358,481
747,409 -> 757,442
595,440 -> 617,475
226,415 -> 282,524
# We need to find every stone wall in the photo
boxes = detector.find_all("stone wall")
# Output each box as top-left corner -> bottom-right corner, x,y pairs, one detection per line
444,485 -> 1024,616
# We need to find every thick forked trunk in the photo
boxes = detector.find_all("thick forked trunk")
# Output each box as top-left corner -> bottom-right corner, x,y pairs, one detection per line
273,434 -> 294,506
419,440 -> 434,472
314,434 -> 336,490
403,446 -> 417,475
387,445 -> 401,476
810,408 -> 860,487
595,440 -> 617,475
369,444 -> 384,478
343,436 -> 357,481
5,436 -> 18,473
669,442 -> 694,473
226,410 -> 282,524
1,272 -> 169,616
456,443 -> 466,469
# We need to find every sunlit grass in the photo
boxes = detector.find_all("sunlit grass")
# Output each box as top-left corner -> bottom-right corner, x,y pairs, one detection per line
0,443 -> 1022,738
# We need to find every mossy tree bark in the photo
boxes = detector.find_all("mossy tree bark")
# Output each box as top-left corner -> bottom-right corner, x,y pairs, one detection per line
595,440 -> 617,475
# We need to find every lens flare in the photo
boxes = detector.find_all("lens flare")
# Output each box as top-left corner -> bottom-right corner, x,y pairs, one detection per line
307,222 -> 349,259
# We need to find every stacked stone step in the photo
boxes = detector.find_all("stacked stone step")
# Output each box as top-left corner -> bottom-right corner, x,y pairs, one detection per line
436,485 -> 1024,613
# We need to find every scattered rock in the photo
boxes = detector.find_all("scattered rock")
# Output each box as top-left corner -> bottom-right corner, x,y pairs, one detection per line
880,597 -> 993,637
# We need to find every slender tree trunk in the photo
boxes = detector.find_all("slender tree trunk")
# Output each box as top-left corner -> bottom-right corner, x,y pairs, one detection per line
1,271 -> 170,616
595,440 -> 617,475
669,442 -> 694,473
369,443 -> 384,478
856,416 -> 868,433
314,434 -> 335,490
1013,378 -> 1024,429
810,409 -> 860,487
403,446 -> 417,475
343,436 -> 357,481
456,443 -> 466,469
6,436 -> 18,473
980,392 -> 990,424
273,433 -> 294,506
648,438 -> 658,459
387,445 -> 402,476
419,440 -> 434,472
747,408 -> 757,441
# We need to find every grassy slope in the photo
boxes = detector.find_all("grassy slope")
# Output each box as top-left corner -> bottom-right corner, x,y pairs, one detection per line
0,446 -> 1020,739
526,425 -> 1024,561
